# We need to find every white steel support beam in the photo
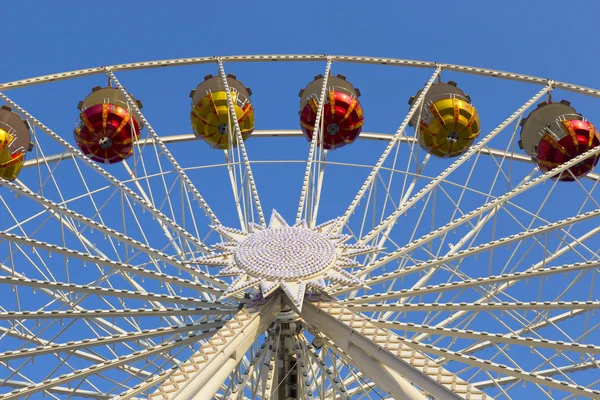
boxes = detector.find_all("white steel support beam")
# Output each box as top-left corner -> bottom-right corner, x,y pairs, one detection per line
0,325 -> 151,379
217,58 -> 265,228
360,84 -> 552,243
149,297 -> 281,400
0,263 -> 156,351
3,54 -> 600,99
310,149 -> 328,228
300,338 -> 350,400
121,161 -> 185,258
456,308 -> 587,358
333,67 -> 442,235
230,334 -> 272,399
300,300 -> 489,400
386,166 -> 532,302
260,326 -> 279,400
224,149 -> 247,231
297,57 -> 332,224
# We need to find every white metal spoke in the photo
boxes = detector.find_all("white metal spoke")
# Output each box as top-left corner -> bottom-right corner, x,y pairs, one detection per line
360,84 -> 551,244
333,66 -> 442,235
351,141 -> 600,285
348,300 -> 600,313
0,325 -> 151,380
472,362 -> 599,389
297,57 -> 332,224
0,92 -> 211,257
339,209 -> 600,293
0,331 -> 205,400
217,58 -> 265,228
0,321 -> 222,363
345,260 -> 600,303
0,231 -> 225,296
104,69 -> 220,226
371,320 -> 600,354
299,337 -> 350,399
0,306 -> 232,321
0,178 -> 225,288
0,274 -> 215,306
413,223 -> 600,342
394,337 -> 600,398
1,380 -> 118,399
224,149 -> 248,230
455,309 -> 588,359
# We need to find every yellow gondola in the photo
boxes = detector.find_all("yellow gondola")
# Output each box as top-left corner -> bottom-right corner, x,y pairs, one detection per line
409,81 -> 480,158
190,74 -> 254,149
0,106 -> 33,181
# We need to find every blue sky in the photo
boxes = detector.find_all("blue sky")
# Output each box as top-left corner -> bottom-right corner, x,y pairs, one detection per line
2,0 -> 599,87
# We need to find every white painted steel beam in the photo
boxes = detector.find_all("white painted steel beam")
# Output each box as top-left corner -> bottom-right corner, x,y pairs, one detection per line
0,321 -> 222,363
370,320 -> 600,354
0,91 -> 212,255
3,54 -> 600,98
456,309 -> 587,358
300,300 -> 488,400
149,297 -> 280,400
347,300 -> 600,313
0,306 -> 233,321
344,260 -> 600,303
0,380 -> 120,399
297,57 -> 332,224
106,69 -> 220,226
0,231 -> 225,295
217,58 -> 266,228
415,224 -> 600,343
393,337 -> 600,398
0,178 -> 225,288
0,331 -> 205,400
338,210 -> 600,295
20,130 -> 600,182
360,85 -> 551,244
0,326 -> 149,379
353,138 -> 600,285
0,275 -> 212,306
333,67 -> 442,235
473,362 -> 599,389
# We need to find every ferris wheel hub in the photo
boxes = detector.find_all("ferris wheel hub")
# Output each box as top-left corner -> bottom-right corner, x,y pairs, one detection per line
234,226 -> 336,281
196,210 -> 375,311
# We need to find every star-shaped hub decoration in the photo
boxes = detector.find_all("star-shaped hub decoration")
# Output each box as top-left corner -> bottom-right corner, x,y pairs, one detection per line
197,210 -> 378,311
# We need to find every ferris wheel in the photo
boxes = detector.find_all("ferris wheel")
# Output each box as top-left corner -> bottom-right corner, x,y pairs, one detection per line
0,54 -> 599,399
